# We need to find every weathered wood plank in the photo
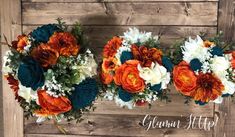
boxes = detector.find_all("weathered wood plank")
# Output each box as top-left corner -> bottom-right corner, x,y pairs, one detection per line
92,94 -> 214,117
22,2 -> 218,26
0,3 -> 3,137
218,0 -> 235,42
214,98 -> 235,137
23,25 -> 217,60
232,1 -> 235,41
25,134 -> 97,137
24,114 -> 213,137
0,0 -> 24,137
22,0 -> 219,2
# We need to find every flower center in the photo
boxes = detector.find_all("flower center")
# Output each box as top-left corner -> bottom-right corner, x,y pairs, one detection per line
128,74 -> 137,85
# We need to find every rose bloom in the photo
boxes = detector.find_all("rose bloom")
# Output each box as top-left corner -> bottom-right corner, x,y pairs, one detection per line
135,100 -> 147,106
114,60 -> 145,93
203,40 -> 214,48
131,45 -> 163,67
49,32 -> 80,56
102,57 -> 118,73
103,36 -> 122,58
173,61 -> 197,96
36,90 -> 72,116
31,43 -> 59,68
190,73 -> 224,103
11,34 -> 29,53
100,72 -> 113,85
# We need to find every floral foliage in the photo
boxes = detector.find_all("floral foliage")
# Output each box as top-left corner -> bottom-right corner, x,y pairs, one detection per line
3,20 -> 99,122
100,28 -> 173,109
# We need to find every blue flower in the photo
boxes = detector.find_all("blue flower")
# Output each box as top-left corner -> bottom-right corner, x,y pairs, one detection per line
120,51 -> 133,64
31,24 -> 60,43
195,100 -> 207,106
150,83 -> 162,93
222,93 -> 230,97
162,56 -> 173,72
118,87 -> 133,102
70,78 -> 99,110
211,46 -> 223,56
190,58 -> 202,71
18,57 -> 45,90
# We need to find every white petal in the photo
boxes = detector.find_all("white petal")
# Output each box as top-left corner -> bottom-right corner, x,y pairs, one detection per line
213,96 -> 223,104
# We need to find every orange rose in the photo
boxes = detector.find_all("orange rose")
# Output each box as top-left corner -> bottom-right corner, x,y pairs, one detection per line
37,90 -> 72,115
190,73 -> 224,103
31,43 -> 59,68
100,72 -> 113,85
101,58 -> 117,73
173,61 -> 197,96
103,36 -> 122,58
49,32 -> 80,56
114,60 -> 145,93
11,35 -> 29,53
131,45 -> 163,67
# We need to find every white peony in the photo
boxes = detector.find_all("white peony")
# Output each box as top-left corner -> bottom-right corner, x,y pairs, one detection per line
221,79 -> 235,95
18,84 -> 38,103
138,62 -> 170,89
122,27 -> 153,44
210,56 -> 230,79
182,35 -> 211,63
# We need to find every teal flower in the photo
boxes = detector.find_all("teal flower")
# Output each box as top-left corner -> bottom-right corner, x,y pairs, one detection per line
211,46 -> 223,56
31,24 -> 60,43
70,78 -> 99,110
190,58 -> 202,71
195,100 -> 207,106
150,83 -> 162,93
120,51 -> 133,64
162,56 -> 173,72
118,88 -> 133,102
18,57 -> 44,90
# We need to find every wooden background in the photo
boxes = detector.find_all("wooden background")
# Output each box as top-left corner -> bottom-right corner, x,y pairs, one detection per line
1,0 -> 235,137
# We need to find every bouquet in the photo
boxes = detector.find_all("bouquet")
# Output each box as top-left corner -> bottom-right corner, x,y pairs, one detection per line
2,20 -> 99,122
100,28 -> 173,109
172,34 -> 235,105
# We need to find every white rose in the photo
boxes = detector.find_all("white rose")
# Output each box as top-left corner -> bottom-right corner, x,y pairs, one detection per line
221,79 -> 235,95
18,84 -> 38,103
138,62 -> 169,87
210,56 -> 230,78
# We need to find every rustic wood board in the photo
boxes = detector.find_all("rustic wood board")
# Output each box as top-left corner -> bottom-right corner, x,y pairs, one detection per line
22,0 -> 219,2
91,94 -> 214,117
22,2 -> 218,26
24,114 -> 213,137
0,0 -> 24,137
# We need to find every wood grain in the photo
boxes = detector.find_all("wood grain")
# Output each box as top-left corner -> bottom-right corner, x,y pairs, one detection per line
218,0 -> 235,42
22,0 -> 219,2
91,94 -> 214,117
0,0 -> 24,137
25,134 -> 96,137
22,2 -> 218,26
0,3 -> 3,137
24,114 -> 213,137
